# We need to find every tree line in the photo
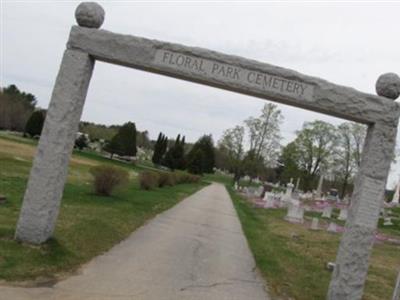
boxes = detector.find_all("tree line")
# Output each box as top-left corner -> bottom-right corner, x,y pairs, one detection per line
216,103 -> 367,198
152,133 -> 215,175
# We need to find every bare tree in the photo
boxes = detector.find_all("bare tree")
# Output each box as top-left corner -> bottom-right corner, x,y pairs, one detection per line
333,122 -> 367,198
244,103 -> 283,168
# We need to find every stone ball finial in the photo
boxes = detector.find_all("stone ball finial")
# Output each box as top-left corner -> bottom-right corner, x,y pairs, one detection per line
375,73 -> 400,100
75,2 -> 105,29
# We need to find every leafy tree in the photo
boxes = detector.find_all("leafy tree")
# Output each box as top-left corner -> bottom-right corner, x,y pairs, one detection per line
292,120 -> 337,191
0,84 -> 36,132
186,135 -> 215,174
276,142 -> 302,185
217,125 -> 245,183
104,122 -> 137,158
152,132 -> 168,165
242,149 -> 264,180
24,110 -> 45,137
163,134 -> 186,170
75,134 -> 88,150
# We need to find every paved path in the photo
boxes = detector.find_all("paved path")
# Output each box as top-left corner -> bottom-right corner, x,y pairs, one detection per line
0,183 -> 269,300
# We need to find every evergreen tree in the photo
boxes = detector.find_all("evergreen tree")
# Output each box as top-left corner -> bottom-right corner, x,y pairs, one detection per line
75,134 -> 88,150
104,122 -> 137,158
24,110 -> 45,137
163,134 -> 186,170
152,132 -> 168,165
187,149 -> 205,175
186,135 -> 215,174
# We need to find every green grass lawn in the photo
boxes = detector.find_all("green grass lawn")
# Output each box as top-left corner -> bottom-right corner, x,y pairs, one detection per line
228,187 -> 400,300
0,134 -> 206,282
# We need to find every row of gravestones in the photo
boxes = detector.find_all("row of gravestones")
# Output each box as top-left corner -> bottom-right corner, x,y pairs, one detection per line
241,185 -> 398,229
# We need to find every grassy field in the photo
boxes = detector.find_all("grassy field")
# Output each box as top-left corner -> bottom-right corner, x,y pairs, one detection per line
228,188 -> 400,300
0,133 -> 206,283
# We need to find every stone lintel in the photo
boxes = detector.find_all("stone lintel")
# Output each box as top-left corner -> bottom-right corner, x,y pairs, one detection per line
67,26 -> 400,126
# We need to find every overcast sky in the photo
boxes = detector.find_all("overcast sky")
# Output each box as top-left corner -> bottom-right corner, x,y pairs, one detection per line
2,0 -> 400,186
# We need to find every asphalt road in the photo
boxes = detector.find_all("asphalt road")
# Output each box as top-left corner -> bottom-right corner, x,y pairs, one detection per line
0,183 -> 269,300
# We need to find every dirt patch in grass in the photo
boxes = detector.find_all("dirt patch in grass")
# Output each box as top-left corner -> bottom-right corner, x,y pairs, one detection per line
0,138 -> 98,167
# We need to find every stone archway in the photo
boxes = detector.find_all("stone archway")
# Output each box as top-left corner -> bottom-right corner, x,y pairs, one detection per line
14,2 -> 400,299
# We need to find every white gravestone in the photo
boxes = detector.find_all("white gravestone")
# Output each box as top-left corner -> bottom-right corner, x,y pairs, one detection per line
264,194 -> 275,208
392,179 -> 400,205
322,206 -> 333,218
338,208 -> 348,221
327,222 -> 338,233
256,186 -> 264,198
283,180 -> 295,203
316,174 -> 324,199
311,217 -> 320,230
284,203 -> 304,224
384,217 -> 393,226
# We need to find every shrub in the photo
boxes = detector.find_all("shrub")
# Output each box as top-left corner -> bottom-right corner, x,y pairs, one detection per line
139,171 -> 160,190
175,171 -> 201,184
25,110 -> 45,137
158,172 -> 176,187
90,165 -> 129,196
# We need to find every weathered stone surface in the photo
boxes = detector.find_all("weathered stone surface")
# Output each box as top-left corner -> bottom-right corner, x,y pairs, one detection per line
67,26 -> 400,126
75,2 -> 105,29
338,208 -> 348,221
322,206 -> 333,218
284,203 -> 304,224
15,49 -> 94,244
376,73 -> 400,100
328,123 -> 398,300
310,217 -> 319,230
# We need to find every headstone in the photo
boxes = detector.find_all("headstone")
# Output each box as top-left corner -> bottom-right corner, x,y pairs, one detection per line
283,179 -> 295,202
310,217 -> 320,230
284,203 -> 304,224
383,217 -> 393,226
256,186 -> 264,198
295,177 -> 300,191
392,179 -> 400,205
0,195 -> 6,204
234,182 -> 238,191
243,187 -> 249,195
338,208 -> 348,221
327,262 -> 336,271
264,195 -> 275,208
316,174 -> 324,199
327,222 -> 338,233
322,206 -> 333,218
